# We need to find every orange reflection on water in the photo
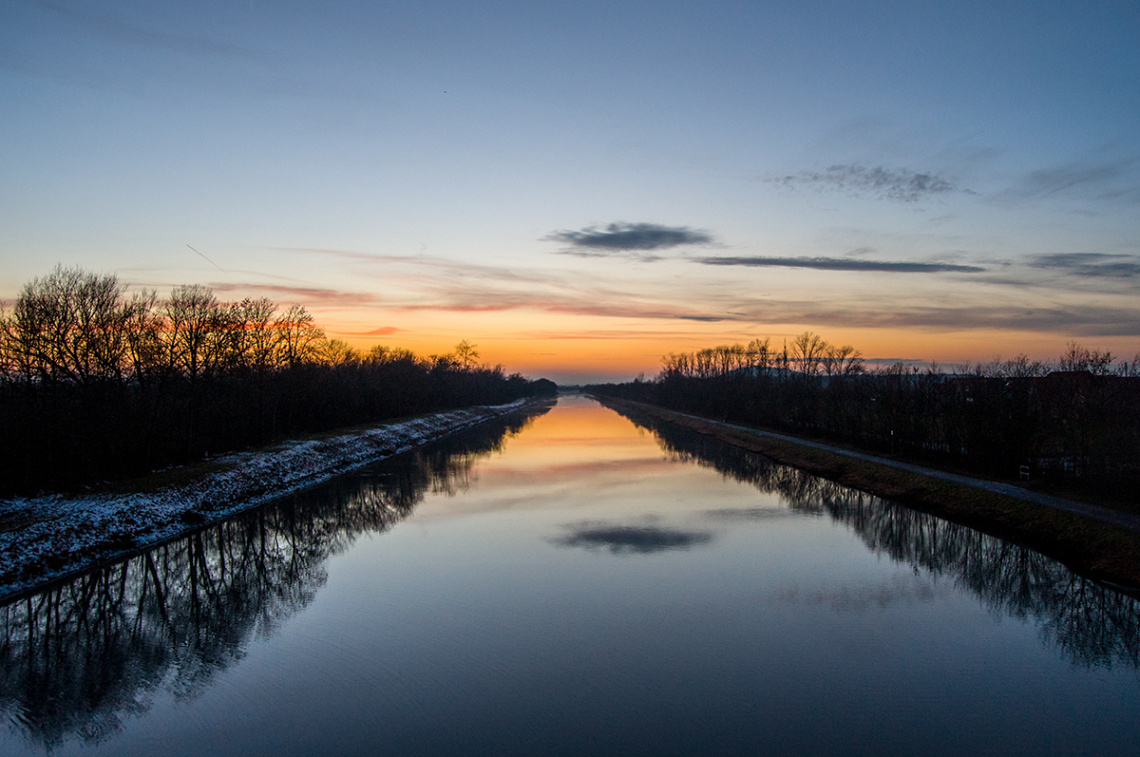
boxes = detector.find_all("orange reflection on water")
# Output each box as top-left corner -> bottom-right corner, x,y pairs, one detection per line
471,394 -> 681,496
502,394 -> 654,461
412,394 -> 783,522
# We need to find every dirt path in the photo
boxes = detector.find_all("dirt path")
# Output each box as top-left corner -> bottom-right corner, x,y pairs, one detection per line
593,396 -> 1140,589
681,412 -> 1140,534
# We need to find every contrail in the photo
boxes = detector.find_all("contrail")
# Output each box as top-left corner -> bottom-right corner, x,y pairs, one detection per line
187,244 -> 225,272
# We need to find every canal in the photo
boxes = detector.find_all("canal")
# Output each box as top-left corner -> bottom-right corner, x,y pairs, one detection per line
1,395 -> 1138,755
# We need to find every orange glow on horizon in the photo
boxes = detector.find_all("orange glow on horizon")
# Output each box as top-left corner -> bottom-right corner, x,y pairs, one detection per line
318,304 -> 1140,383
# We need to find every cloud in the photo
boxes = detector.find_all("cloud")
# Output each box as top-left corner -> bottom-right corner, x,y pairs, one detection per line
703,507 -> 799,521
395,297 -> 729,322
267,245 -> 1139,337
208,282 -> 378,306
1008,157 -> 1140,203
275,247 -> 734,322
279,247 -> 566,287
559,250 -> 668,262
790,303 -> 1140,337
341,326 -> 401,336
549,523 -> 712,555
1029,253 -> 1140,278
545,223 -> 714,253
514,328 -> 732,341
769,164 -> 970,203
28,1 -> 255,58
697,256 -> 985,274
5,1 -> 336,100
776,575 -> 941,613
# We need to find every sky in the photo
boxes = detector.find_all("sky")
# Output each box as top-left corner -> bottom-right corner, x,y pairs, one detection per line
2,0 -> 1139,384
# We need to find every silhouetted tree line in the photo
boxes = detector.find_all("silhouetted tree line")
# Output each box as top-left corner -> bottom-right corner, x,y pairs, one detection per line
607,400 -> 1140,669
0,405 -> 547,749
589,332 -> 1140,494
0,266 -> 556,494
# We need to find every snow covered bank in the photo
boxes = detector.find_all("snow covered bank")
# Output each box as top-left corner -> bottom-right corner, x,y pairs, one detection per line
0,399 -> 537,601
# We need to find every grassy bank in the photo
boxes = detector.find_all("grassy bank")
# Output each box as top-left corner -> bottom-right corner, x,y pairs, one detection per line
0,398 -> 553,603
595,396 -> 1140,592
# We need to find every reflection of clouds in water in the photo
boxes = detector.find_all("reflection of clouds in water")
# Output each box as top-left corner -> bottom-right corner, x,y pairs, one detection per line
775,574 -> 944,614
703,506 -> 810,521
520,457 -> 671,480
550,521 -> 713,555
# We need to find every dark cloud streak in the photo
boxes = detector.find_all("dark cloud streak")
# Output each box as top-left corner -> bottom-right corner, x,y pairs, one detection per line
30,0 -> 255,58
208,282 -> 377,306
1008,157 -> 1140,203
546,223 -> 714,252
790,304 -> 1140,337
276,246 -> 733,322
1030,253 -> 1140,278
698,256 -> 985,273
769,164 -> 969,203
260,246 -> 1140,337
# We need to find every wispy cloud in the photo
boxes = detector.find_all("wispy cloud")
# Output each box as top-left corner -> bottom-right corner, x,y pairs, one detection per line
769,164 -> 970,203
517,332 -> 671,342
703,507 -> 799,521
394,295 -> 729,322
279,247 -> 566,287
776,575 -> 941,613
261,246 -> 1140,338
273,248 -> 734,322
341,326 -> 401,336
545,223 -> 715,255
208,282 -> 378,306
791,303 -> 1140,337
1006,157 -> 1140,203
1029,253 -> 1140,278
4,1 -> 321,98
27,0 -> 255,58
697,256 -> 985,274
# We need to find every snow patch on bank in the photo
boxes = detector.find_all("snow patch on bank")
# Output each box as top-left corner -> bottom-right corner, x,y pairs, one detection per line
0,400 -> 529,601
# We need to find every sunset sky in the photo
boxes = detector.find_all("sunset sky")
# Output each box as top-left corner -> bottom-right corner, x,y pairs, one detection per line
3,1 -> 1138,383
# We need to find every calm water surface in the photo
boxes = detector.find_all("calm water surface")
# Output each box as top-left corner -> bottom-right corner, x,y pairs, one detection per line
2,396 -> 1138,756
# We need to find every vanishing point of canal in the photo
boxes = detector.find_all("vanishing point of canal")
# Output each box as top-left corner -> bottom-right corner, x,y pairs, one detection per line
2,395 -> 1138,756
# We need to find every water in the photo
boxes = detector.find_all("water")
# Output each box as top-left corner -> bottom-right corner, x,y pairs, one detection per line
1,395 -> 1138,756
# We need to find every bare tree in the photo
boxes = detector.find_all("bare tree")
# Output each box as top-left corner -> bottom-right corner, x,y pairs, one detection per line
789,331 -> 828,375
1059,342 -> 1114,375
823,344 -> 864,377
453,339 -> 480,370
748,337 -> 772,372
3,266 -> 131,386
365,345 -> 419,365
123,290 -> 164,385
273,305 -> 325,367
229,297 -> 278,372
1001,353 -> 1047,378
164,285 -> 225,380
322,339 -> 361,366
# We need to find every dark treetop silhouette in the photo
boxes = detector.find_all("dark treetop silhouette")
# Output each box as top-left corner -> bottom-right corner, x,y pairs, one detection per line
589,333 -> 1140,496
0,266 -> 556,494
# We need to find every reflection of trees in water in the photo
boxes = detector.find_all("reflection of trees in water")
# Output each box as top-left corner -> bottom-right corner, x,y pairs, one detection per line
614,405 -> 1140,670
0,405 -> 548,750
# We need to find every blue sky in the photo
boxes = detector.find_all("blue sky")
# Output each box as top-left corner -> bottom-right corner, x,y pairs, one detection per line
3,1 -> 1138,382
